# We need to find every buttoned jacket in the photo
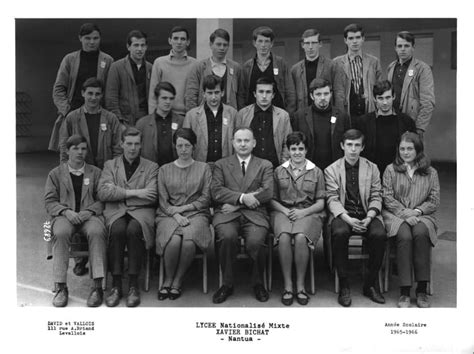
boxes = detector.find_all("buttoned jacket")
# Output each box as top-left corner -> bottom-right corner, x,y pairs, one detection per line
98,156 -> 158,249
332,52 -> 383,116
387,58 -> 435,131
211,154 -> 274,228
105,56 -> 152,126
58,106 -> 122,169
324,157 -> 383,223
290,55 -> 334,112
185,58 -> 245,111
242,54 -> 296,114
135,112 -> 184,164
183,104 -> 237,162
236,104 -> 292,164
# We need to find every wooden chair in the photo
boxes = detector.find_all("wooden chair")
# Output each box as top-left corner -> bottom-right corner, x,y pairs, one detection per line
383,239 -> 433,295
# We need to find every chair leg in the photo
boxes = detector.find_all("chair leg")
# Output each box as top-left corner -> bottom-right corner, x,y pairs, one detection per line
384,242 -> 390,293
428,248 -> 434,295
102,274 -> 107,291
309,249 -> 315,295
263,262 -> 268,291
268,238 -> 273,292
144,250 -> 150,292
158,256 -> 164,290
218,263 -> 223,288
335,269 -> 339,293
203,253 -> 208,294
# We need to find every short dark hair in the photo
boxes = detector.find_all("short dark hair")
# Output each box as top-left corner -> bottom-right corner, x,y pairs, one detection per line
341,129 -> 365,145
79,23 -> 101,37
66,134 -> 87,150
173,128 -> 197,146
301,28 -> 320,40
309,78 -> 332,94
343,23 -> 364,38
233,126 -> 255,139
254,77 -> 275,92
202,75 -> 223,91
169,26 -> 189,40
122,127 -> 142,142
252,26 -> 275,41
286,131 -> 308,149
393,131 -> 431,175
210,28 -> 230,43
373,80 -> 393,98
396,31 -> 415,46
81,77 -> 104,92
154,81 -> 176,98
127,29 -> 147,45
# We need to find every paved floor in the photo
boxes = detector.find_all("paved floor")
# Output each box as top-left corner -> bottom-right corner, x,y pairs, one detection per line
16,152 -> 456,308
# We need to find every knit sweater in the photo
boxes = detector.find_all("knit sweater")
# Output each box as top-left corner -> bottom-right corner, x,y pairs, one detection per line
148,53 -> 196,116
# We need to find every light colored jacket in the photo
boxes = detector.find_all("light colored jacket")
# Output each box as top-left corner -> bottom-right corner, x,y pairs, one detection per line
183,104 -> 237,162
290,55 -> 334,112
387,58 -> 435,131
185,58 -> 245,111
324,157 -> 383,223
236,104 -> 292,164
105,56 -> 152,126
332,52 -> 383,116
98,156 -> 158,249
58,106 -> 122,169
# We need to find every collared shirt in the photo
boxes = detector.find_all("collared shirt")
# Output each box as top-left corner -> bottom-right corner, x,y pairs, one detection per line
155,111 -> 174,167
250,105 -> 279,167
392,57 -> 412,111
210,57 -> 227,78
68,163 -> 85,176
349,54 -> 363,95
237,154 -> 252,205
289,160 -> 306,178
169,49 -> 188,60
305,57 -> 319,105
344,159 -> 365,218
204,103 -> 223,162
129,56 -> 147,111
123,155 -> 140,181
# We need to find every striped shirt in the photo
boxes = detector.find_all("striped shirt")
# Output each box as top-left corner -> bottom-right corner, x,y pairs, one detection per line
349,55 -> 363,95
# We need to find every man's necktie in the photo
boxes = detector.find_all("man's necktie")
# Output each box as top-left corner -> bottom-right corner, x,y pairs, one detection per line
241,161 -> 246,176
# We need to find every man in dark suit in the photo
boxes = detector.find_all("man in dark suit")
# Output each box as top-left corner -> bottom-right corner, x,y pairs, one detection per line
211,127 -> 274,304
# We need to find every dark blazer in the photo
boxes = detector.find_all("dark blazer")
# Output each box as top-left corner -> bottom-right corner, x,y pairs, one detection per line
291,105 -> 349,165
211,154 -> 274,228
353,111 -> 416,165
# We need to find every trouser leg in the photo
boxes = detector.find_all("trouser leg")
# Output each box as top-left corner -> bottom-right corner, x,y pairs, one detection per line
108,216 -> 128,276
81,217 -> 107,280
364,218 -> 387,287
331,217 -> 351,282
412,222 -> 432,283
241,219 -> 267,285
52,217 -> 75,283
215,220 -> 239,286
126,217 -> 145,276
396,222 -> 414,287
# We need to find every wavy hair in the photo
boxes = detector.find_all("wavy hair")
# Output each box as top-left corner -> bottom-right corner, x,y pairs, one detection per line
393,131 -> 431,175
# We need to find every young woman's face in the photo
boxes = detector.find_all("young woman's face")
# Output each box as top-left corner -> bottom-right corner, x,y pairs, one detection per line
289,142 -> 307,165
399,140 -> 417,164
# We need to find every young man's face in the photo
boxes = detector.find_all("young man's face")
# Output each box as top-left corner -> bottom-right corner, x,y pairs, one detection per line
344,31 -> 364,53
121,135 -> 141,161
81,87 -> 103,111
210,37 -> 229,61
288,142 -> 307,165
375,89 -> 394,114
169,31 -> 189,54
395,37 -> 414,63
302,34 -> 321,60
254,83 -> 275,109
127,37 -> 147,62
79,30 -> 101,52
341,137 -> 364,163
232,129 -> 256,158
310,86 -> 332,110
203,86 -> 223,110
156,90 -> 175,115
67,142 -> 88,165
253,34 -> 273,56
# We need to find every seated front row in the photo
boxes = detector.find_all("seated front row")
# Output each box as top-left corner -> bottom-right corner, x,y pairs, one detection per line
44,128 -> 439,308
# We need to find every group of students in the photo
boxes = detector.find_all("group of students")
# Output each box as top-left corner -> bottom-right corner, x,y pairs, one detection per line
44,20 -> 439,308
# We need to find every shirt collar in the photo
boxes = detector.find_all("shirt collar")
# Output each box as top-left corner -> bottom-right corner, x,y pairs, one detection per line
155,110 -> 172,120
237,155 -> 251,166
210,56 -> 227,66
348,52 -> 363,61
68,163 -> 85,176
282,159 -> 316,171
83,106 -> 102,114
305,56 -> 319,63
128,54 -> 144,67
398,57 -> 413,66
344,158 -> 360,169
170,49 -> 188,59
123,155 -> 140,167
255,104 -> 272,113
376,108 -> 397,117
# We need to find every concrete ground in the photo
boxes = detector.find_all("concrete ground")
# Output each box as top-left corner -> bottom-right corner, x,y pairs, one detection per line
16,152 -> 456,308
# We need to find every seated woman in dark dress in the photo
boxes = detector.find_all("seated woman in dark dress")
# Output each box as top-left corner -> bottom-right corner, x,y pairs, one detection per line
382,132 -> 440,308
155,128 -> 212,300
269,131 -> 326,306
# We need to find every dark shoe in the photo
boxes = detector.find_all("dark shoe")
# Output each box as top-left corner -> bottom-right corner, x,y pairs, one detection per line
126,287 -> 141,307
169,287 -> 182,300
87,288 -> 103,307
212,285 -> 234,304
363,286 -> 386,304
296,290 -> 309,306
52,286 -> 68,307
281,290 -> 294,306
338,287 -> 352,307
416,292 -> 430,308
397,295 -> 411,308
157,287 -> 170,301
73,260 -> 88,276
105,287 -> 122,307
254,283 -> 269,302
